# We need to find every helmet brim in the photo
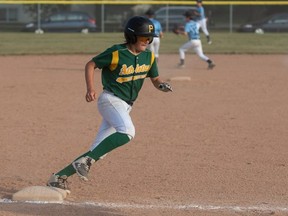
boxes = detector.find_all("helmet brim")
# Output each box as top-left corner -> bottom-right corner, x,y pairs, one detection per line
135,32 -> 158,37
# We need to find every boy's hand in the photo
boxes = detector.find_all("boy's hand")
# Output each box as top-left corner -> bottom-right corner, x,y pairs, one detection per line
86,90 -> 97,102
159,82 -> 173,92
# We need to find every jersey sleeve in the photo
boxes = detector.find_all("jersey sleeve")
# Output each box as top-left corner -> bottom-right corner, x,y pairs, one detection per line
92,45 -> 120,69
92,52 -> 111,69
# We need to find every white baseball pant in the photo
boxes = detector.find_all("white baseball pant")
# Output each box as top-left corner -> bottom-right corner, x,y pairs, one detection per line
148,37 -> 160,58
90,90 -> 135,152
197,18 -> 209,36
179,39 -> 209,62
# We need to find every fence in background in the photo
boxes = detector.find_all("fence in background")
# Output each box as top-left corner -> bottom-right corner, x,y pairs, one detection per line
0,1 -> 287,32
1,1 -> 288,4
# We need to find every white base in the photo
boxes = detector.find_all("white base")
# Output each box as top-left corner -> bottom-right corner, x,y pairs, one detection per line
168,76 -> 191,81
12,186 -> 70,202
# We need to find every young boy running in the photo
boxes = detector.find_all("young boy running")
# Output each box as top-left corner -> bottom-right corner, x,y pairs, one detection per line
47,16 -> 173,190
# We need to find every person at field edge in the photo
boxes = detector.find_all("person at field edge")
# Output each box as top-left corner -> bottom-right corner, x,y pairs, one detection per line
145,9 -> 164,62
177,10 -> 215,69
46,16 -> 173,191
195,0 -> 212,44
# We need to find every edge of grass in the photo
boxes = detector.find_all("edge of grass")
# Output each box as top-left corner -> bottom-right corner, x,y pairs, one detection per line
0,32 -> 287,55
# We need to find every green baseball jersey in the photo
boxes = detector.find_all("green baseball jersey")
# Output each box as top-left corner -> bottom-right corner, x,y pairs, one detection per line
92,43 -> 159,102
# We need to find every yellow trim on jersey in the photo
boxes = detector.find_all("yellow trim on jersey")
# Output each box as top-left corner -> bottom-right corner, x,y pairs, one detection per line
145,52 -> 155,72
116,74 -> 147,83
150,52 -> 155,66
109,50 -> 119,71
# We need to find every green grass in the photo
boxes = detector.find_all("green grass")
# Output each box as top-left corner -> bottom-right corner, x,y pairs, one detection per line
0,32 -> 287,55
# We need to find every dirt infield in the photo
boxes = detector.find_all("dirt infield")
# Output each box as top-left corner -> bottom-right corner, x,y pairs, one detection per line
1,54 -> 288,216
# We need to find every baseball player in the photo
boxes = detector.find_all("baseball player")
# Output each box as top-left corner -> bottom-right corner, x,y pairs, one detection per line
195,0 -> 212,44
177,10 -> 215,69
145,9 -> 164,62
47,16 -> 173,190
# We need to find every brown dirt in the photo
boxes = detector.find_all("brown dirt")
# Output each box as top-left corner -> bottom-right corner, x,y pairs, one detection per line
1,54 -> 288,216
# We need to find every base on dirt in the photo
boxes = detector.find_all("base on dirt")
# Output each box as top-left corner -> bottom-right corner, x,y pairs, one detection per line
12,186 -> 70,202
168,76 -> 191,81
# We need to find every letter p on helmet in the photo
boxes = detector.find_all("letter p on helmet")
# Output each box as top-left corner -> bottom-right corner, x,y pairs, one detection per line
148,24 -> 154,32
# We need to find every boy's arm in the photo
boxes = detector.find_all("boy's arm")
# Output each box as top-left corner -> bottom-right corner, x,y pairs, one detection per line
85,60 -> 98,102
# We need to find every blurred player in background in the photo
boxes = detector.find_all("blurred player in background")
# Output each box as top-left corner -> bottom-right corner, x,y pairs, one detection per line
195,0 -> 212,44
177,10 -> 215,69
145,9 -> 164,62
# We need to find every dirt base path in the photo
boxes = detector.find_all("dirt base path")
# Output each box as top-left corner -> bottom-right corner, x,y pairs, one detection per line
1,54 -> 288,216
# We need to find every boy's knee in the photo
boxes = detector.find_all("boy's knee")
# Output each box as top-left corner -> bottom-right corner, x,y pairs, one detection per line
127,127 -> 135,140
116,125 -> 135,140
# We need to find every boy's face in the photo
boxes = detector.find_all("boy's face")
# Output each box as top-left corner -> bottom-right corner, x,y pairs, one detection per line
134,36 -> 152,53
138,36 -> 153,44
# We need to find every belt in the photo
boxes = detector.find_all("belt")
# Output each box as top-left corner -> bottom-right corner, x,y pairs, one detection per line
125,101 -> 134,106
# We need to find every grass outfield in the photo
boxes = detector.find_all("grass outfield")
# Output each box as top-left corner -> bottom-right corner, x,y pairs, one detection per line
0,32 -> 287,55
